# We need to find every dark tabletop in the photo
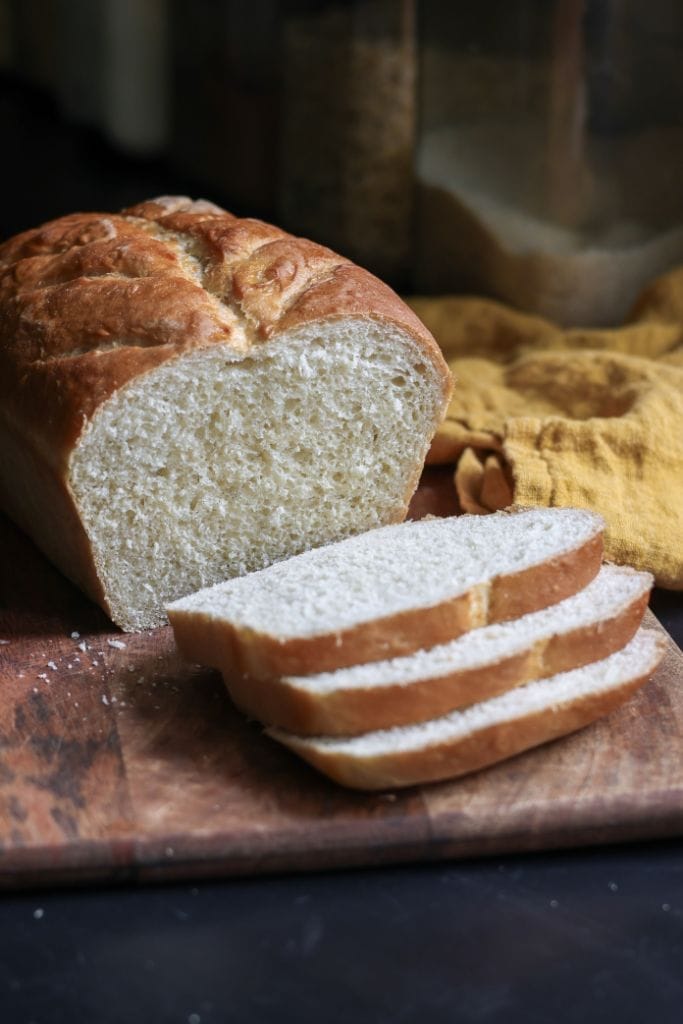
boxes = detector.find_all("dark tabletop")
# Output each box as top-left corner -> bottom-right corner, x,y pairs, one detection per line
1,74 -> 682,1024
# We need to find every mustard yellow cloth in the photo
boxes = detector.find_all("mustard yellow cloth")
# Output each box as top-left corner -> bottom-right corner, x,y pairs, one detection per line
409,266 -> 683,589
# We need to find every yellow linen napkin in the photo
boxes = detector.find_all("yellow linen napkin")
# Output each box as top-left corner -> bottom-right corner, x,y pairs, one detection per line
408,266 -> 683,589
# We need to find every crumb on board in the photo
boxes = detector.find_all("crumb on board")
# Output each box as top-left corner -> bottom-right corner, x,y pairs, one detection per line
107,639 -> 127,650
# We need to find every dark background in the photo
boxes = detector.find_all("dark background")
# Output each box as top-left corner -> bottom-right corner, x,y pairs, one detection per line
0,70 -> 226,242
2,839 -> 683,1024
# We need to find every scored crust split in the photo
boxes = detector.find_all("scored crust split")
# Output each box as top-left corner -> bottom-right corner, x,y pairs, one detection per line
0,196 -> 451,630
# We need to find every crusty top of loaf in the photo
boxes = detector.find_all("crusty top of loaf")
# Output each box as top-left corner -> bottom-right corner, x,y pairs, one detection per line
0,196 -> 447,467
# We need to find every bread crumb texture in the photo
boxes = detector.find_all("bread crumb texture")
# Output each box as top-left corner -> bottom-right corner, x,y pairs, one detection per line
71,329 -> 442,629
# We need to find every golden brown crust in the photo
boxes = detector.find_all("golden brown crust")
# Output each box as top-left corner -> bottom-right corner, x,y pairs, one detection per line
218,579 -> 649,735
0,414 -> 109,610
274,641 -> 665,790
0,196 -> 449,465
486,531 -> 605,623
219,588 -> 482,677
168,587 -> 479,679
168,519 -> 604,679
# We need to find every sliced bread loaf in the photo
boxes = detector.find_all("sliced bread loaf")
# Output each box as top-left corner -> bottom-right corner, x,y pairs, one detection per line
268,628 -> 665,790
219,564 -> 652,734
167,507 -> 605,678
0,197 -> 450,631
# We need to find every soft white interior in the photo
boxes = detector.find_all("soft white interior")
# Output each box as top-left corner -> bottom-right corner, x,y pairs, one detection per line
69,322 -> 444,630
286,564 -> 650,693
170,506 -> 602,638
280,628 -> 660,756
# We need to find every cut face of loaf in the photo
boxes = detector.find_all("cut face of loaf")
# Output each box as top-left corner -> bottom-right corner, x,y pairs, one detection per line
68,323 -> 446,630
218,564 -> 652,735
167,507 -> 605,677
0,197 -> 451,631
269,628 -> 666,790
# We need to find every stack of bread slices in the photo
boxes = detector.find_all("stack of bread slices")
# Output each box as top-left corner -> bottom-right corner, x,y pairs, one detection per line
167,507 -> 665,790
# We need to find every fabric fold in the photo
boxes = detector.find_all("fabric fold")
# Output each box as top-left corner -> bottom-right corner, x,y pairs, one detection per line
409,267 -> 683,588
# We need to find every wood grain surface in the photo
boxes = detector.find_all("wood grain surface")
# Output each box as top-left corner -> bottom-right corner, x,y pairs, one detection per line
1,498 -> 682,890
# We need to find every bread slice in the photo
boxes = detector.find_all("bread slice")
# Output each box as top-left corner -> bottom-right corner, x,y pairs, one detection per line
268,628 -> 665,790
0,197 -> 450,631
168,507 -> 604,678
218,564 -> 652,735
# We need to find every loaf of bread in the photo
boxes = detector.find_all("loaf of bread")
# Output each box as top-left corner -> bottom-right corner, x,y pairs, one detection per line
214,564 -> 652,735
168,507 -> 605,677
269,629 -> 665,790
0,196 -> 451,630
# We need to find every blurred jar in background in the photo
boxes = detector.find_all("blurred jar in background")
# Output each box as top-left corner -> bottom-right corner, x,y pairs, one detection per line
416,0 -> 683,325
279,0 -> 416,285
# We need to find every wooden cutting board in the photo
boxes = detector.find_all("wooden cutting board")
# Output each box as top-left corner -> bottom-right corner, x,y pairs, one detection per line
1,507 -> 682,889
